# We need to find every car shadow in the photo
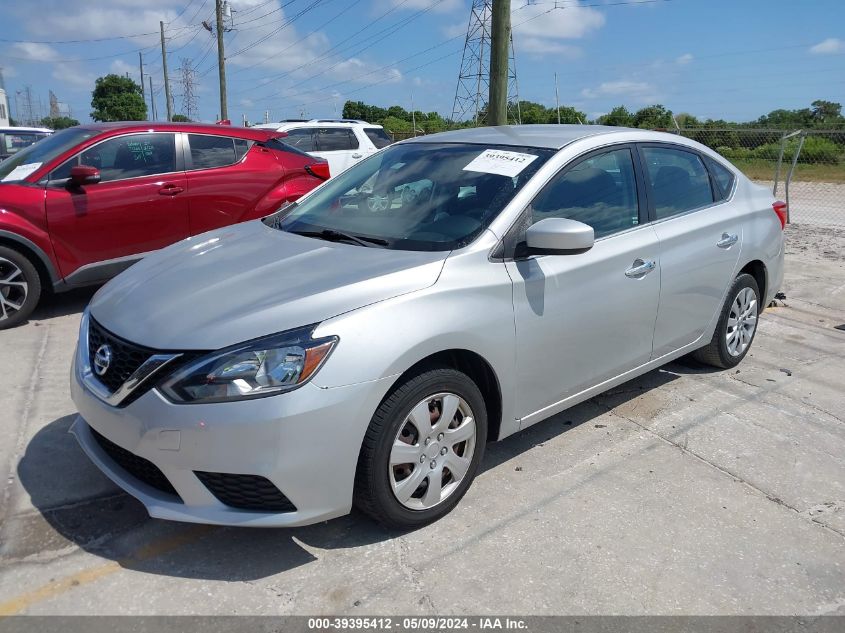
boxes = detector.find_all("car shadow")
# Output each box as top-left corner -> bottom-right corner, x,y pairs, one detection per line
30,286 -> 99,322
16,365 -> 681,582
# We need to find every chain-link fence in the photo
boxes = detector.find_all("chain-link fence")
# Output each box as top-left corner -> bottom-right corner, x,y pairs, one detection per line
386,126 -> 845,227
675,128 -> 845,227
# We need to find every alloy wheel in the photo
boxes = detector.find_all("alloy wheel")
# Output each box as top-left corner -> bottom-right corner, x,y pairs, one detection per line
726,286 -> 757,357
389,393 -> 477,511
0,257 -> 28,322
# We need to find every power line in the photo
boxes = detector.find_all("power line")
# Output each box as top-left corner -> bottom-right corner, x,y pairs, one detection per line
238,0 -> 437,100
226,0 -> 328,59
230,0 -> 362,76
0,25 -> 195,44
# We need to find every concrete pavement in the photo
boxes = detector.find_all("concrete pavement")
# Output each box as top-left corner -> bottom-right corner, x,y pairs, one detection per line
0,223 -> 843,615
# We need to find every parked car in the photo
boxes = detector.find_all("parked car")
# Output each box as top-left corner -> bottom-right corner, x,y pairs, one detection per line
253,119 -> 392,176
0,126 -> 52,161
0,122 -> 329,328
70,125 -> 784,529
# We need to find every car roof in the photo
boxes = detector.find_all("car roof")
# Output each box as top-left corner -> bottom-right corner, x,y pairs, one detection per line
399,124 -> 660,149
75,121 -> 284,141
257,119 -> 384,129
0,126 -> 53,133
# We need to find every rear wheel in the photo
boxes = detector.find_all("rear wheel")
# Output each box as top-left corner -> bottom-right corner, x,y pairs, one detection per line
692,273 -> 760,369
0,246 -> 42,330
354,367 -> 487,529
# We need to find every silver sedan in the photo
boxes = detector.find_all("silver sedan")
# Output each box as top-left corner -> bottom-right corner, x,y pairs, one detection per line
70,125 -> 785,529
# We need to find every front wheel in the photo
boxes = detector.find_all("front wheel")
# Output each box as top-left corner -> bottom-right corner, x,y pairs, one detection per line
692,273 -> 760,369
354,368 -> 487,529
0,246 -> 42,330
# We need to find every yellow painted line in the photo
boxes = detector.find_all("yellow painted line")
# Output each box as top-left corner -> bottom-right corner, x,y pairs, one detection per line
0,525 -> 214,616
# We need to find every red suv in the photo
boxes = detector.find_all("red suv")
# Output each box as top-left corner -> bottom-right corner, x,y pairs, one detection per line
0,122 -> 330,329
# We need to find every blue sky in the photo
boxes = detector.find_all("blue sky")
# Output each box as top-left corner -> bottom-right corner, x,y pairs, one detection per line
1,0 -> 843,125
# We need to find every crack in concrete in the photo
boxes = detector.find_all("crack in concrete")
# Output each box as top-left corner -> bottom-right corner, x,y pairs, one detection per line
394,536 -> 435,612
600,404 -> 845,540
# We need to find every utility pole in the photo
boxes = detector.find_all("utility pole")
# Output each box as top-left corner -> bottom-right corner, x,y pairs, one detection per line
554,72 -> 560,124
487,0 -> 510,126
139,52 -> 146,118
149,76 -> 158,120
216,0 -> 228,120
160,21 -> 173,121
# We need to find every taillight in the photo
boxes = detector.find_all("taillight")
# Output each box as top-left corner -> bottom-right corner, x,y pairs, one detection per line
772,201 -> 787,229
305,162 -> 330,181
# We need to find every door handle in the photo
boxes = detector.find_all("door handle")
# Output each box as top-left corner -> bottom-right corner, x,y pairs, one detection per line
625,258 -> 656,279
351,153 -> 363,159
716,232 -> 738,248
158,183 -> 184,196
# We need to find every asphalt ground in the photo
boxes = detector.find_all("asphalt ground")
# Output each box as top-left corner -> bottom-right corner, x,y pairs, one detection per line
0,223 -> 843,615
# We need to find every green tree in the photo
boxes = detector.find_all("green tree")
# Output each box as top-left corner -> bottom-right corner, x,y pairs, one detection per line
171,114 -> 191,122
810,100 -> 842,126
90,74 -> 147,122
633,104 -> 673,129
597,105 -> 634,127
674,112 -> 700,128
40,116 -> 80,130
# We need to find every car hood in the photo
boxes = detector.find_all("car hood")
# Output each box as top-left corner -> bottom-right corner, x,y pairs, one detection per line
89,220 -> 447,350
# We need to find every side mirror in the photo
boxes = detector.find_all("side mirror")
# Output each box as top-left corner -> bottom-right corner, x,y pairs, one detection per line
525,218 -> 595,255
69,165 -> 100,186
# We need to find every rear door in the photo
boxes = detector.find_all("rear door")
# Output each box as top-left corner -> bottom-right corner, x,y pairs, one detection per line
183,133 -> 283,234
44,132 -> 188,280
314,127 -> 359,175
639,144 -> 743,358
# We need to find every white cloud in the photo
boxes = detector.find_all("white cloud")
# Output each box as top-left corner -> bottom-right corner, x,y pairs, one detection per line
110,59 -> 136,77
520,37 -> 582,58
10,42 -> 61,62
383,0 -> 463,13
810,38 -> 844,54
581,80 -> 661,104
675,53 -> 693,65
511,3 -> 605,59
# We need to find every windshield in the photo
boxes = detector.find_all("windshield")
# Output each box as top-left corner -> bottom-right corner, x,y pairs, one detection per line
0,127 -> 97,183
267,142 -> 554,251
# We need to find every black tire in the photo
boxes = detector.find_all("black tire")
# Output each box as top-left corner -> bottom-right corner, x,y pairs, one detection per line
0,246 -> 42,330
692,273 -> 760,369
354,367 -> 487,529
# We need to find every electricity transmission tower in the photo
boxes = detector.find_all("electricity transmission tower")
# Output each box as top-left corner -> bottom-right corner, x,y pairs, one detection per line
451,0 -> 520,126
178,58 -> 199,121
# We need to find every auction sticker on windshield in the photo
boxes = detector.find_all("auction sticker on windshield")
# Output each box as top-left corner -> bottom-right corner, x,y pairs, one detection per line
1,162 -> 42,182
463,149 -> 539,178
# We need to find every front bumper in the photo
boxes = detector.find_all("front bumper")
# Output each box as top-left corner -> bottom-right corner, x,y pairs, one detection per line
71,355 -> 395,527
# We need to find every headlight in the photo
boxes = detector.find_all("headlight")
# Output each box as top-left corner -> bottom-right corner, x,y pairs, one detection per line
159,325 -> 337,404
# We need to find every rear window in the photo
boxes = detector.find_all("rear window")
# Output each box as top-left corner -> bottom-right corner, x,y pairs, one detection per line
266,137 -> 314,159
364,127 -> 392,149
188,134 -> 242,169
706,157 -> 735,201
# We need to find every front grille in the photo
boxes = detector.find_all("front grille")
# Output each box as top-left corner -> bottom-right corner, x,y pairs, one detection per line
90,427 -> 180,499
195,471 -> 296,512
88,318 -> 157,393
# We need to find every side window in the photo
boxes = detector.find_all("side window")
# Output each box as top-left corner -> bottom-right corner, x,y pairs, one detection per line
188,134 -> 237,169
364,127 -> 392,149
641,146 -> 714,219
531,147 -> 640,239
79,133 -> 176,182
234,138 -> 253,160
317,128 -> 357,151
282,128 -> 316,152
50,155 -> 78,182
706,157 -> 735,201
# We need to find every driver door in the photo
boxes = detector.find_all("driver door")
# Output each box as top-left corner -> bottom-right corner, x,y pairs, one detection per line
44,132 -> 189,281
504,145 -> 661,424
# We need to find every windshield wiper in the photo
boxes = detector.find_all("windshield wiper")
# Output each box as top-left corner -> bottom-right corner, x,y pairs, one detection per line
289,229 -> 389,248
